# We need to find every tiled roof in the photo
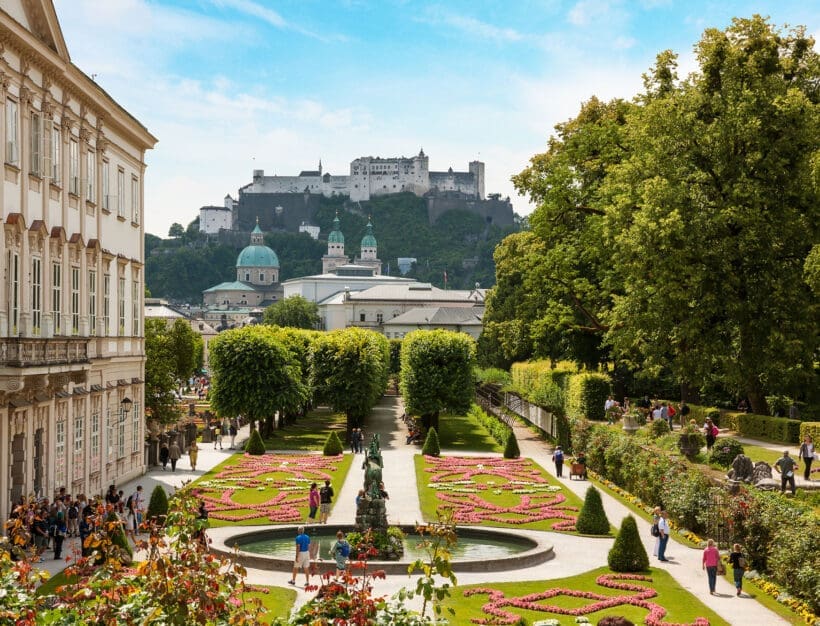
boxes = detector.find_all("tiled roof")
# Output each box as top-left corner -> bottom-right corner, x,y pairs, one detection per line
383,306 -> 484,326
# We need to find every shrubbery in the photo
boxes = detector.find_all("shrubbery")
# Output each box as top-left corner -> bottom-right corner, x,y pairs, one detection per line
608,515 -> 648,572
566,373 -> 610,421
421,427 -> 440,457
737,413 -> 801,443
648,418 -> 670,437
800,422 -> 820,443
323,431 -> 344,456
467,404 -> 511,446
708,437 -> 744,468
245,429 -> 266,455
576,486 -> 609,535
677,427 -> 705,459
503,431 -> 520,459
147,485 -> 169,522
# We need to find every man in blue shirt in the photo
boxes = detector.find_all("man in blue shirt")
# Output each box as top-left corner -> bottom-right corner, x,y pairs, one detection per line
288,526 -> 311,587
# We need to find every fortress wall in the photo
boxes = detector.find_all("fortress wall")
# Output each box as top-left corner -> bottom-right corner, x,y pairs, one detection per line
426,195 -> 514,227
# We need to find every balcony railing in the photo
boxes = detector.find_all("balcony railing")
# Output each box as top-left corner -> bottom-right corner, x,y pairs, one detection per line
0,337 -> 90,367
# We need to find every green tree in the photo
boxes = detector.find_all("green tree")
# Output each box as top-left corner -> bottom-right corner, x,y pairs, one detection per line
311,327 -> 390,434
168,318 -> 203,382
209,326 -> 307,436
262,295 -> 320,329
144,318 -> 180,425
607,514 -> 649,572
168,223 -> 184,238
147,485 -> 169,522
575,486 -> 610,535
400,330 -> 476,431
421,427 -> 440,457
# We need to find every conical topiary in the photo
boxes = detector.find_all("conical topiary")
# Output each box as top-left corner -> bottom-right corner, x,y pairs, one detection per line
607,514 -> 649,572
421,427 -> 440,457
575,486 -> 610,535
323,431 -> 344,456
503,430 -> 520,459
245,428 -> 266,455
147,484 -> 169,522
105,511 -> 133,562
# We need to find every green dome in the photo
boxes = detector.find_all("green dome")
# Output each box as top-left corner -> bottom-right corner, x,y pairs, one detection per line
236,244 -> 279,268
361,219 -> 377,248
328,214 -> 344,244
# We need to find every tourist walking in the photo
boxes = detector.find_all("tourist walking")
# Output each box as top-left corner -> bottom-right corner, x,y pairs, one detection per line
704,418 -> 718,451
123,495 -> 138,545
552,446 -> 564,478
657,510 -> 671,562
159,442 -> 170,470
798,435 -> 815,481
774,450 -> 798,495
213,426 -> 223,450
319,479 -> 334,524
288,526 -> 311,587
728,543 -> 747,596
169,440 -> 181,472
307,483 -> 320,523
189,441 -> 199,471
131,485 -> 146,528
702,538 -> 721,594
229,419 -> 238,449
52,512 -> 67,560
651,506 -> 661,556
330,530 -> 351,579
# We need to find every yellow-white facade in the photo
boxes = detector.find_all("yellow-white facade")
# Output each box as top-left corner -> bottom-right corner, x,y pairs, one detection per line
0,0 -> 156,524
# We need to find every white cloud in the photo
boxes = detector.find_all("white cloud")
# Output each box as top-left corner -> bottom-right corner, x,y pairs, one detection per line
420,7 -> 525,43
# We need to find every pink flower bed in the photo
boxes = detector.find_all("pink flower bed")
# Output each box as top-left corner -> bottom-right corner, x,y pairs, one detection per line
423,456 -> 578,531
464,573 -> 710,626
192,454 -> 342,523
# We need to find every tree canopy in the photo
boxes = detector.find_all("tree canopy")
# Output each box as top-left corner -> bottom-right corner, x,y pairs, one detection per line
486,16 -> 819,413
144,319 -> 181,425
262,295 -> 320,329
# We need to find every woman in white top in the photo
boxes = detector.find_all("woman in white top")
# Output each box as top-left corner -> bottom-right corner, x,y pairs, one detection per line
798,435 -> 815,481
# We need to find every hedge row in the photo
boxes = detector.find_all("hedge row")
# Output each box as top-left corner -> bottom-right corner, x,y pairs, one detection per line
736,413 -> 802,444
467,404 -> 511,446
799,422 -> 820,443
511,361 -> 610,421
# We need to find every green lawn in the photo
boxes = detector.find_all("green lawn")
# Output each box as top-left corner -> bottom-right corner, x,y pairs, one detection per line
191,452 -> 354,527
436,412 -> 504,453
263,408 -> 349,451
415,454 -> 588,532
242,585 -> 296,623
443,566 -> 729,626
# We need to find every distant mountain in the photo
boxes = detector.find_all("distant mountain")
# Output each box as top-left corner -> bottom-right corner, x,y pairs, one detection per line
145,193 -> 520,302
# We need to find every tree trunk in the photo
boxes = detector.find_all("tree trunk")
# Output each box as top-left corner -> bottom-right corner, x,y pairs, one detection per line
432,410 -> 440,432
263,414 -> 275,438
680,382 -> 700,404
747,387 -> 768,416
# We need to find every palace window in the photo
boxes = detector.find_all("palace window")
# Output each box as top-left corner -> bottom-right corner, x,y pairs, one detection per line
118,277 -> 126,335
31,257 -> 42,335
69,139 -> 79,195
106,407 -> 114,460
103,273 -> 110,336
30,112 -> 42,175
50,126 -> 61,183
132,276 -> 140,335
8,252 -> 19,335
86,150 -> 96,201
89,270 -> 97,335
55,409 -> 66,488
52,262 -> 61,335
73,413 -> 84,454
359,313 -> 365,322
117,168 -> 125,218
131,401 -> 141,453
118,409 -> 126,458
131,176 -> 140,223
376,312 -> 383,324
71,267 -> 80,334
90,409 -> 100,462
102,161 -> 109,210
5,99 -> 18,164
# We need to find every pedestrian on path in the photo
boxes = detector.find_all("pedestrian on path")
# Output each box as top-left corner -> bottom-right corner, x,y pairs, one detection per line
702,538 -> 721,594
169,440 -> 181,472
774,450 -> 798,495
728,543 -> 747,596
657,510 -> 671,562
704,418 -> 718,451
319,479 -> 334,524
330,530 -> 350,579
798,435 -> 815,481
159,442 -> 170,470
213,427 -> 223,450
552,446 -> 564,478
288,526 -> 311,587
651,506 -> 661,557
307,483 -> 319,523
229,419 -> 238,449
189,441 -> 199,472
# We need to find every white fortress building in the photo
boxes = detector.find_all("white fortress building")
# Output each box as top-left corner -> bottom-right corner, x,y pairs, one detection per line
244,149 -> 485,203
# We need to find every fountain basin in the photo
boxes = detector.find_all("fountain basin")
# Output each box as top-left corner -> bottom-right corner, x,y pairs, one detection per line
209,524 -> 554,574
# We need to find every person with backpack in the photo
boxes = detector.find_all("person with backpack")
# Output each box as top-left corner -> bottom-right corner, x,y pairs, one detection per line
288,526 -> 312,587
703,418 -> 718,451
330,530 -> 351,579
67,500 -> 79,537
552,446 -> 565,478
319,479 -> 334,524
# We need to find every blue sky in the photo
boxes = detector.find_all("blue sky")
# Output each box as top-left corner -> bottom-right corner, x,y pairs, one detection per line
53,0 -> 818,237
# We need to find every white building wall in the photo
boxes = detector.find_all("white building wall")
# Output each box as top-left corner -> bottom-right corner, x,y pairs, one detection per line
199,207 -> 232,234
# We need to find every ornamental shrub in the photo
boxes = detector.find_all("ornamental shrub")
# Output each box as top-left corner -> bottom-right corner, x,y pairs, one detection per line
422,427 -> 440,457
468,403 -> 511,446
799,422 -> 820,443
566,372 -> 611,421
576,486 -> 610,535
503,430 -> 520,459
676,427 -> 705,459
648,418 -> 670,437
147,485 -> 169,522
607,515 -> 648,572
245,429 -> 266,455
737,413 -> 801,443
323,431 -> 344,456
709,437 -> 744,468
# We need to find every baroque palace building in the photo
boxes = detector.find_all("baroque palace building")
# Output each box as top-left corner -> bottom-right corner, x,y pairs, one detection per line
0,1 -> 156,523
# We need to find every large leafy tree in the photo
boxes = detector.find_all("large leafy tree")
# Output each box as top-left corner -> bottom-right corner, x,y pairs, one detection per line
311,327 -> 390,433
400,330 -> 476,431
209,326 -> 307,436
144,319 -> 181,425
262,295 -> 320,329
168,319 -> 204,382
604,17 -> 819,413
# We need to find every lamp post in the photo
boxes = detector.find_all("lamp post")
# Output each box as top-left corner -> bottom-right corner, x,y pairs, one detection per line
120,397 -> 133,423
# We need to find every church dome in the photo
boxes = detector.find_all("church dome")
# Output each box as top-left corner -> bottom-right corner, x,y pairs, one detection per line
361,219 -> 377,248
328,214 -> 345,244
236,243 -> 279,268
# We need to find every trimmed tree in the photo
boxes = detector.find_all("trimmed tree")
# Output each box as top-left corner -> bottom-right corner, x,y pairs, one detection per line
575,486 -> 610,535
421,427 -> 441,457
245,429 -> 266,455
323,431 -> 344,456
262,295 -> 320,329
608,514 -> 649,572
503,430 -> 520,459
147,485 -> 169,522
400,330 -> 476,432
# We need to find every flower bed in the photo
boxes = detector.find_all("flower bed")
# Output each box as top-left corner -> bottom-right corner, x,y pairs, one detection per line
464,573 -> 711,626
191,453 -> 350,525
417,455 -> 581,531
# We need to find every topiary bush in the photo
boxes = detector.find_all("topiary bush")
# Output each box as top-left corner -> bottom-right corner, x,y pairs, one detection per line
566,372 -> 611,421
648,418 -> 670,437
245,429 -> 266,455
709,437 -> 745,468
323,431 -> 344,456
576,486 -> 610,535
607,515 -> 649,572
421,427 -> 440,457
147,485 -> 169,522
503,430 -> 520,459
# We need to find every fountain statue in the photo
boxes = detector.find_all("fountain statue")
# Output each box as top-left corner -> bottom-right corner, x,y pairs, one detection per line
357,434 -> 388,533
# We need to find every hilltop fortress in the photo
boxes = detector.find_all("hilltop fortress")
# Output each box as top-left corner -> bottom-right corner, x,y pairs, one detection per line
199,150 -> 514,235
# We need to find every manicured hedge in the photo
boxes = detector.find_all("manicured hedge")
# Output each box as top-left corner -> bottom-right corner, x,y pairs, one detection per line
566,373 -> 610,421
467,404 -> 511,446
737,413 -> 801,444
799,422 -> 820,443
511,361 -> 611,420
